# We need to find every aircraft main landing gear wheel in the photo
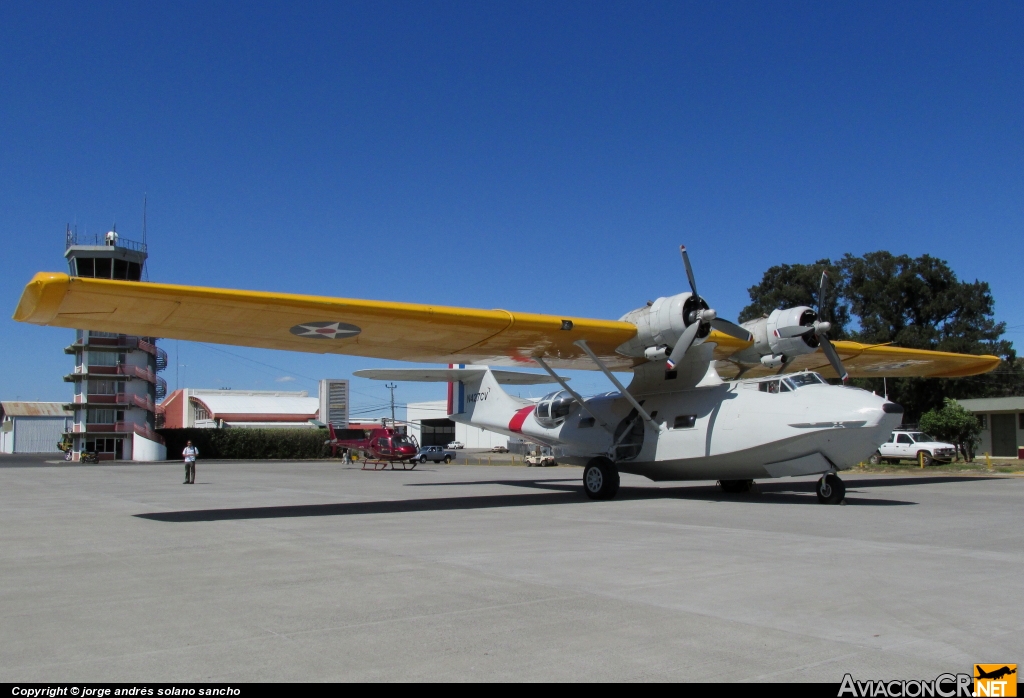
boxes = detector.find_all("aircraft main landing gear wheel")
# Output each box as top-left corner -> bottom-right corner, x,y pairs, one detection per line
718,479 -> 753,493
816,473 -> 846,504
583,458 -> 620,500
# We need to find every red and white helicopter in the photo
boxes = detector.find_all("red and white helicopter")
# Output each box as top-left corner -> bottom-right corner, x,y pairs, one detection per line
15,246 -> 999,503
325,422 -> 420,469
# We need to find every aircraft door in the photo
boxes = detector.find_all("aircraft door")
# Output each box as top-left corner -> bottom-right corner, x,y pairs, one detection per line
612,407 -> 646,461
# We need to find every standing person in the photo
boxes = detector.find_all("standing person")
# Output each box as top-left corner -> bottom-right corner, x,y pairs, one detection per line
183,440 -> 198,484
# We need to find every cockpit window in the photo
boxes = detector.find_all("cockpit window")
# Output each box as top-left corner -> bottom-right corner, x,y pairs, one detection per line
393,436 -> 413,446
787,372 -> 826,388
757,373 -> 825,393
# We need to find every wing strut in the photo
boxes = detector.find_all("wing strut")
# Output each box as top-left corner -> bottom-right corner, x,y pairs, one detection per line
533,355 -> 613,435
574,339 -> 654,425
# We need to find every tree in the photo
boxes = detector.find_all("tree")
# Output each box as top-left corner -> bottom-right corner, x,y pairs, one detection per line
741,251 -> 1019,422
840,251 -> 1015,420
840,251 -> 1006,351
738,259 -> 850,339
918,398 -> 982,461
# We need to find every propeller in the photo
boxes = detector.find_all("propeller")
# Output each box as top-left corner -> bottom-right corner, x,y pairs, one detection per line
665,246 -> 752,370
816,271 -> 849,382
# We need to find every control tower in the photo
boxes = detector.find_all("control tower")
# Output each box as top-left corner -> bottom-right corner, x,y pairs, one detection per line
62,227 -> 168,461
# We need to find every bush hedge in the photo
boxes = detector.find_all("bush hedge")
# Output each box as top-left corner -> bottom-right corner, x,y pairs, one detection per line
159,427 -> 332,460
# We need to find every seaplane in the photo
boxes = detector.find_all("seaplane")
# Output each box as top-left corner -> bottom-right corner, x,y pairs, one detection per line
14,246 -> 999,503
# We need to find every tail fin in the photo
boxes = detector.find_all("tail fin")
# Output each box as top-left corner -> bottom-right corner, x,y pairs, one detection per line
447,363 -> 462,417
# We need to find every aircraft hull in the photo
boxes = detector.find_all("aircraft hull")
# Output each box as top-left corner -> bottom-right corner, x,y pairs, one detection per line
452,369 -> 903,483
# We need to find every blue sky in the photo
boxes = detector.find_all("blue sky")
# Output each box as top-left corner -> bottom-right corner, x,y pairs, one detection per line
2,1 -> 1022,417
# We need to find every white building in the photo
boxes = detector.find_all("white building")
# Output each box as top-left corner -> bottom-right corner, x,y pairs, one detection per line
405,400 -> 510,449
0,402 -> 73,454
160,388 -> 321,429
957,397 -> 1024,458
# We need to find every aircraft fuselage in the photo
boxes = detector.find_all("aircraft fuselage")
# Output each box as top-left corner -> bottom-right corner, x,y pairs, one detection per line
455,370 -> 903,482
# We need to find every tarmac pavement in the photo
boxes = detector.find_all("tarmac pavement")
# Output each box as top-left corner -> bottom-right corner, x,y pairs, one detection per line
1,459 -> 1021,682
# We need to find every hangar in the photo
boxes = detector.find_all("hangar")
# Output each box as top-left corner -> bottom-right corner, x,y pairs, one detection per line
159,379 -> 349,430
0,402 -> 73,454
406,400 -> 509,449
957,397 -> 1024,458
160,388 -> 320,429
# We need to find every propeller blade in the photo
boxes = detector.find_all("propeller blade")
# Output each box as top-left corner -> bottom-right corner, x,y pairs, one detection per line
680,245 -> 698,297
665,320 -> 702,370
818,270 -> 829,322
775,324 -> 815,338
819,335 -> 849,382
710,318 -> 753,342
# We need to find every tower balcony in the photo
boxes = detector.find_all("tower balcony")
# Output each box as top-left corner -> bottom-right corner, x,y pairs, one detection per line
64,393 -> 161,413
65,422 -> 165,446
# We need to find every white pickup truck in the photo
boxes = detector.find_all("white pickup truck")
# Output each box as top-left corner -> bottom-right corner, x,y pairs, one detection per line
869,430 -> 957,466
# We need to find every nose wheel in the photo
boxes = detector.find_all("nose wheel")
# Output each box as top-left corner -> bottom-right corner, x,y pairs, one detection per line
816,472 -> 846,504
583,458 -> 620,500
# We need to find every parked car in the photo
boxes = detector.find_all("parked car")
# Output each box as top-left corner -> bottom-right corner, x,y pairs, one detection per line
416,445 -> 453,464
447,441 -> 465,449
869,429 -> 957,466
525,454 -> 556,467
490,445 -> 509,453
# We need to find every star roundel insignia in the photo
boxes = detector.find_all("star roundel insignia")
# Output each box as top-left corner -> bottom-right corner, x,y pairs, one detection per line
289,321 -> 362,339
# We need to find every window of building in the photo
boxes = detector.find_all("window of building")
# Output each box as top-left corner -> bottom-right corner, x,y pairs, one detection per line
87,409 -> 117,424
673,415 -> 697,429
75,258 -> 95,277
87,351 -> 122,367
87,380 -> 125,395
978,414 -> 988,429
193,404 -> 210,421
1019,413 -> 1023,430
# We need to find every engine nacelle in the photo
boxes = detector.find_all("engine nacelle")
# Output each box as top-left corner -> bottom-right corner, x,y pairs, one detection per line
760,354 -> 786,369
617,293 -> 710,359
741,306 -> 820,362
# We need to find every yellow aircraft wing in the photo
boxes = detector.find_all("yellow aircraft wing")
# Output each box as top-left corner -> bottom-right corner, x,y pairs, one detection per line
715,341 -> 1001,379
14,272 -> 641,370
14,272 -> 1000,377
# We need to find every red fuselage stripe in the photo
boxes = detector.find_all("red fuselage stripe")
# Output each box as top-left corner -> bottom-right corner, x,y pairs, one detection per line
508,405 -> 535,433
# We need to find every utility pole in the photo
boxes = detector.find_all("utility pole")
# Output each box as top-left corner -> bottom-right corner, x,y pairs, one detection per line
385,383 -> 397,425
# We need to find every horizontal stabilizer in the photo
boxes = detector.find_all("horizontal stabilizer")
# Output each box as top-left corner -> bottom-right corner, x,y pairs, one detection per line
353,368 -> 567,385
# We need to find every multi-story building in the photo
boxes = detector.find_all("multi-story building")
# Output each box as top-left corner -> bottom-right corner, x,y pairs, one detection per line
62,228 -> 168,461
